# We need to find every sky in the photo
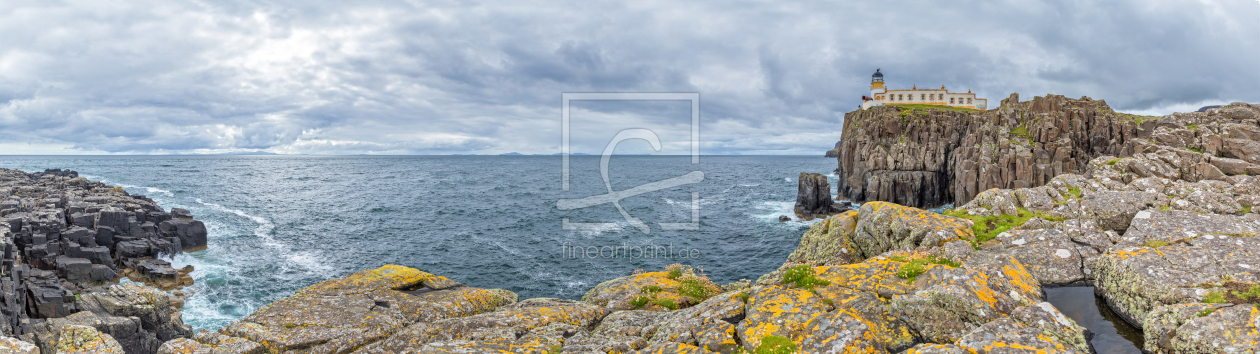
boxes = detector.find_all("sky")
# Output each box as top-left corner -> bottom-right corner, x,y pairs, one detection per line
0,0 -> 1257,155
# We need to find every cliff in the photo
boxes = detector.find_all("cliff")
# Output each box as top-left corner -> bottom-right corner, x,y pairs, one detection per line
836,93 -> 1159,208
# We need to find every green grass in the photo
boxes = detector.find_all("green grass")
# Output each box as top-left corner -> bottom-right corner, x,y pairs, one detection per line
1144,240 -> 1171,248
1186,147 -> 1203,153
737,292 -> 750,301
889,255 -> 961,282
677,277 -> 720,300
754,336 -> 797,354
652,298 -> 679,310
943,207 -> 1066,245
1195,308 -> 1215,317
641,285 -> 663,294
1067,187 -> 1083,199
1106,158 -> 1120,166
1011,126 -> 1029,137
1187,124 -> 1198,131
781,265 -> 831,290
1204,291 -> 1227,304
630,295 -> 651,308
1159,205 -> 1172,211
1242,206 -> 1252,214
888,103 -> 978,113
1234,283 -> 1260,300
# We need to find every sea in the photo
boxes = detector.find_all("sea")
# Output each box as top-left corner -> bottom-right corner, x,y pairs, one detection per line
0,155 -> 837,331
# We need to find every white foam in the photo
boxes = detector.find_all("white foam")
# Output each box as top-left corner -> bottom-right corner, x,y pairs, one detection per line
194,199 -> 280,249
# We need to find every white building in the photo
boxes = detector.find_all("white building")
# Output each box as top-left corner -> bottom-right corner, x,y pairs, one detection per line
861,69 -> 987,110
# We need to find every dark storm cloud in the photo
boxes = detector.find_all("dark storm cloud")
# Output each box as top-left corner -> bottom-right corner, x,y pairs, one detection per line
0,0 -> 1255,154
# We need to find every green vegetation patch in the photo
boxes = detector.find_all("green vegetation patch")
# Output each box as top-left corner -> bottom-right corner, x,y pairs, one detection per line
943,207 -> 1065,246
1201,282 -> 1260,305
1186,147 -> 1203,153
890,254 -> 961,282
1187,124 -> 1198,131
890,103 -> 978,113
630,295 -> 651,308
1204,291 -> 1227,304
652,298 -> 679,310
1195,308 -> 1215,317
754,336 -> 797,354
1106,158 -> 1121,166
781,265 -> 831,291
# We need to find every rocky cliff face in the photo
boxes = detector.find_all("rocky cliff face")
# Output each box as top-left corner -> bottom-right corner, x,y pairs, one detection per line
836,93 -> 1167,208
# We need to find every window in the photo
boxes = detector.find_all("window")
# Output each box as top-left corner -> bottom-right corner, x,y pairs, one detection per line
921,94 -> 925,100
950,98 -> 955,104
968,98 -> 972,104
908,94 -> 913,101
897,94 -> 902,101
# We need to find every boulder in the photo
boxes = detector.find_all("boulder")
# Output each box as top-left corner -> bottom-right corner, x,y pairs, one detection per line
956,318 -> 1085,354
794,308 -> 883,354
849,202 -> 974,260
221,265 -> 515,354
1094,235 -> 1260,328
985,229 -> 1089,285
736,285 -> 832,351
76,283 -> 193,343
794,172 -> 844,219
782,211 -> 863,266
1142,303 -> 1259,354
1079,190 -> 1168,232
53,325 -> 125,354
0,336 -> 38,354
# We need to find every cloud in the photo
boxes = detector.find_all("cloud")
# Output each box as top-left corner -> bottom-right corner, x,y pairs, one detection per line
0,0 -> 1256,154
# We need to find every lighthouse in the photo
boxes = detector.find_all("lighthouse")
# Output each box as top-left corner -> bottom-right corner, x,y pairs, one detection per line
860,69 -> 987,111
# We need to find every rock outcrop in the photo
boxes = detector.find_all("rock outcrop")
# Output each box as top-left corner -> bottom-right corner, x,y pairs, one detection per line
793,172 -> 849,219
837,96 -> 1259,209
0,169 -> 201,354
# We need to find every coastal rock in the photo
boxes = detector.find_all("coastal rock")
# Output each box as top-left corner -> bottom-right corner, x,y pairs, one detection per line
220,265 -> 515,353
900,343 -> 967,354
1142,303 -> 1259,354
27,310 -> 161,354
985,229 -> 1089,285
811,285 -> 916,352
794,308 -> 883,354
736,285 -> 832,351
360,298 -> 607,353
582,264 -> 721,312
849,202 -> 973,260
956,318 -> 1083,354
53,325 -> 125,354
0,336 -> 39,354
890,254 -> 1042,343
1093,235 -> 1260,328
76,283 -> 192,344
782,211 -> 863,266
1008,302 -> 1090,353
794,172 -> 846,219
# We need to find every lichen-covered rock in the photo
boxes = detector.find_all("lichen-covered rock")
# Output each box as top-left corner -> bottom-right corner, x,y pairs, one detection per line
648,291 -> 745,353
1142,303 -> 1259,354
736,285 -> 832,351
359,298 -> 607,353
1079,190 -> 1168,232
54,325 -> 125,354
1120,209 -> 1260,247
222,265 -> 514,354
985,229 -> 1088,285
850,202 -> 974,261
956,318 -> 1084,354
1094,235 -> 1260,328
74,282 -> 192,348
27,310 -> 161,354
794,308 -> 883,354
582,268 -> 706,312
1008,302 -> 1090,353
0,336 -> 38,354
901,343 -> 967,354
155,338 -> 209,354
812,286 -> 915,352
784,211 -> 863,266
187,330 -> 264,354
890,255 -> 1042,343
808,258 -> 915,299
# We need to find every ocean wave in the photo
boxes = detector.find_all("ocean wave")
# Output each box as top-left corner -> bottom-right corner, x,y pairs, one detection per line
194,199 -> 279,249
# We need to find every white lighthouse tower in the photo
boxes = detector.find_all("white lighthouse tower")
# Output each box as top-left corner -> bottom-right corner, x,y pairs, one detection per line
861,69 -> 886,110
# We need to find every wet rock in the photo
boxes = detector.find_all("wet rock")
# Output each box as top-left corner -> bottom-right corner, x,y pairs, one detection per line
1094,235 -> 1259,328
778,215 -> 790,222
795,172 -> 845,219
